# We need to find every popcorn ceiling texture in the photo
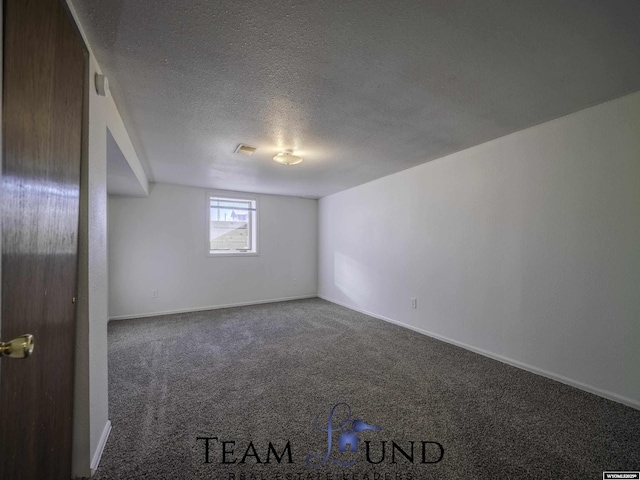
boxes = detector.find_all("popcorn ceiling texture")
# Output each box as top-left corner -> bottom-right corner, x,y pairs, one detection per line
94,299 -> 640,479
70,0 -> 640,198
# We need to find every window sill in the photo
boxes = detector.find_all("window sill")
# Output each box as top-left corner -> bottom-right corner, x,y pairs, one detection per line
206,252 -> 260,258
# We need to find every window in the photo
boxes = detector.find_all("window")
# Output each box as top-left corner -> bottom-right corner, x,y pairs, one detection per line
207,194 -> 258,255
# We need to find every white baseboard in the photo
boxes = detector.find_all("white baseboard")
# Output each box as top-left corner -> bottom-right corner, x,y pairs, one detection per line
318,295 -> 640,411
109,295 -> 318,321
90,420 -> 111,476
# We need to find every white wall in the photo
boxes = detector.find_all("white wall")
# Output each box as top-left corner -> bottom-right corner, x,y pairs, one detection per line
68,0 -> 149,473
319,91 -> 640,408
108,184 -> 318,319
73,53 -> 110,478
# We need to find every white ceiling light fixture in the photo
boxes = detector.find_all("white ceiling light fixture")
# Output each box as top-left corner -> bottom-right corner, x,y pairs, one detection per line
273,149 -> 303,166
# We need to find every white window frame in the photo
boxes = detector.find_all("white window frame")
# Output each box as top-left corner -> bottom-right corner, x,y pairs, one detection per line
206,191 -> 259,257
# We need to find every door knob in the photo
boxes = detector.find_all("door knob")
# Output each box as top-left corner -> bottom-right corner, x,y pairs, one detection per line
0,334 -> 34,358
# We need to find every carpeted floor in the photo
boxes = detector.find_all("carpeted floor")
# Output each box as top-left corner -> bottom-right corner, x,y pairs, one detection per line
94,298 -> 640,479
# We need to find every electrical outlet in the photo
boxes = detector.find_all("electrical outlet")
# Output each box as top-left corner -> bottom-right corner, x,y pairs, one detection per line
410,297 -> 417,309
152,290 -> 159,298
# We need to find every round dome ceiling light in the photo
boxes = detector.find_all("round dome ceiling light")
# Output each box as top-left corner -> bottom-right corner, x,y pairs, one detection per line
273,149 -> 303,166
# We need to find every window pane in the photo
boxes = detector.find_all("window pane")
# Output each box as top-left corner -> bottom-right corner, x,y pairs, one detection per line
209,196 -> 256,252
210,206 -> 251,222
210,218 -> 249,250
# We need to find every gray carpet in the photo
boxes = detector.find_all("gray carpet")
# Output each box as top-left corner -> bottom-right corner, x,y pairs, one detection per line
94,298 -> 640,479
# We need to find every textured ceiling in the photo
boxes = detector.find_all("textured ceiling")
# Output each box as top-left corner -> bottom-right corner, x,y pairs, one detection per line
71,0 -> 640,198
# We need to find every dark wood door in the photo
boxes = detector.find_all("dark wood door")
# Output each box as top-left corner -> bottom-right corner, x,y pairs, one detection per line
1,0 -> 86,478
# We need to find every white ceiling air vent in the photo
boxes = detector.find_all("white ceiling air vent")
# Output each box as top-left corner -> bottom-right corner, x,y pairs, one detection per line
234,144 -> 258,156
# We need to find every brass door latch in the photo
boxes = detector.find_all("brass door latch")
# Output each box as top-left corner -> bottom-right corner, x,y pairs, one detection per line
0,334 -> 35,358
